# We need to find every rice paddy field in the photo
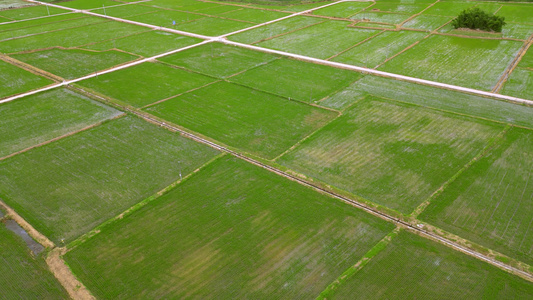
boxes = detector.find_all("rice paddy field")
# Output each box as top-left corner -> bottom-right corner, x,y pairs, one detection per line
1,0 -> 533,298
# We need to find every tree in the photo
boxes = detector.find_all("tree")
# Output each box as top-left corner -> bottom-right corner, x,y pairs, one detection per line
451,8 -> 506,32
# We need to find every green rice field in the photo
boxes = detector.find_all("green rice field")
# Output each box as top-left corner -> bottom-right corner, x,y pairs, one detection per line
0,116 -> 219,243
278,97 -> 503,214
0,224 -> 68,299
420,127 -> 533,265
1,0 -> 533,297
330,231 -> 533,299
0,88 -> 121,158
63,155 -> 395,299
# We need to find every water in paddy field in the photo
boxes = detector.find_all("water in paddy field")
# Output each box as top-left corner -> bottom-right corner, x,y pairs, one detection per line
4,219 -> 45,255
0,0 -> 33,9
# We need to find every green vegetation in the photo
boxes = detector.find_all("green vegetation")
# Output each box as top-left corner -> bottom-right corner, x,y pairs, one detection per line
175,16 -> 252,36
81,30 -> 202,57
278,97 -> 503,214
423,1 -> 476,17
330,231 -> 533,299
0,225 -> 68,299
322,75 -> 533,129
379,35 -> 522,91
402,14 -> 452,31
78,61 -> 216,107
0,5 -> 68,20
0,116 -> 219,243
420,127 -> 533,265
0,59 -> 53,98
257,20 -> 378,59
158,42 -> 278,78
58,0 -> 118,10
12,48 -> 138,79
0,88 -> 121,158
331,30 -> 427,68
351,11 -> 411,25
218,7 -> 289,23
64,155 -> 394,299
229,57 -> 362,102
452,8 -> 506,32
496,4 -> 533,24
145,81 -> 337,159
312,2 -> 371,18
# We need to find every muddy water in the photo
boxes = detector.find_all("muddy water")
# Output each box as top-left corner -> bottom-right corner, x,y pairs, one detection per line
4,220 -> 44,255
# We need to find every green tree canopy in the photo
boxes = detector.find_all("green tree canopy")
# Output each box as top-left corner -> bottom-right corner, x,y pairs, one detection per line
451,8 -> 506,32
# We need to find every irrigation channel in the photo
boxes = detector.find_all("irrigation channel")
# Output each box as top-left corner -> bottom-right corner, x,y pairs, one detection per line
3,0 -> 532,284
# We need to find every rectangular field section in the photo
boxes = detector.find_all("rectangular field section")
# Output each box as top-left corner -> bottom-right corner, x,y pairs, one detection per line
420,127 -> 533,265
330,231 -> 533,299
144,81 -> 337,159
0,59 -> 53,98
278,97 -> 503,214
378,35 -> 522,91
0,224 -> 68,299
63,155 -> 395,299
0,88 -> 121,158
0,116 -> 219,243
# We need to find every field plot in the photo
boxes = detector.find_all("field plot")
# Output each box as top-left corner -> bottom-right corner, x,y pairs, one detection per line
57,0 -> 119,10
12,48 -> 138,79
145,81 -> 337,159
379,35 -> 522,91
158,42 -> 278,78
351,12 -> 411,25
502,68 -> 533,100
0,4 -> 68,21
0,19 -> 148,53
330,231 -> 533,299
278,97 -> 503,214
257,20 -> 379,59
0,225 -> 68,299
125,9 -> 204,27
0,88 -> 121,158
89,3 -> 162,18
322,75 -> 533,129
229,58 -> 362,103
420,127 -> 533,265
228,16 -> 324,45
78,61 -> 216,107
422,1 -> 476,17
331,30 -> 427,68
501,23 -> 533,41
312,1 -> 372,18
175,16 -> 252,36
63,156 -> 395,299
368,1 -> 432,14
219,7 -> 289,24
496,5 -> 533,24
0,59 -> 53,98
0,116 -> 219,243
81,30 -> 201,57
401,14 -> 452,31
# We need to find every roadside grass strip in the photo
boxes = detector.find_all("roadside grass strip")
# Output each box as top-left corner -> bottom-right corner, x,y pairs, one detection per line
0,225 -> 69,299
228,16 -> 324,45
0,5 -> 68,21
379,35 -> 523,91
401,14 -> 452,31
0,116 -> 219,243
81,30 -> 201,57
144,81 -> 337,159
229,58 -> 362,103
502,68 -> 533,101
0,59 -> 53,98
158,42 -> 278,78
63,155 -> 395,299
257,20 -> 379,60
0,88 -> 121,158
331,30 -> 427,68
0,19 -> 148,53
329,231 -> 533,299
12,48 -> 139,79
420,127 -> 533,265
312,2 -> 373,18
277,97 -> 504,214
78,61 -> 216,107
175,16 -> 253,36
322,76 -> 533,129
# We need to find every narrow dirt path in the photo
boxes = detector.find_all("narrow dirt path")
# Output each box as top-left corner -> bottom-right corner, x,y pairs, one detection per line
47,248 -> 95,300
